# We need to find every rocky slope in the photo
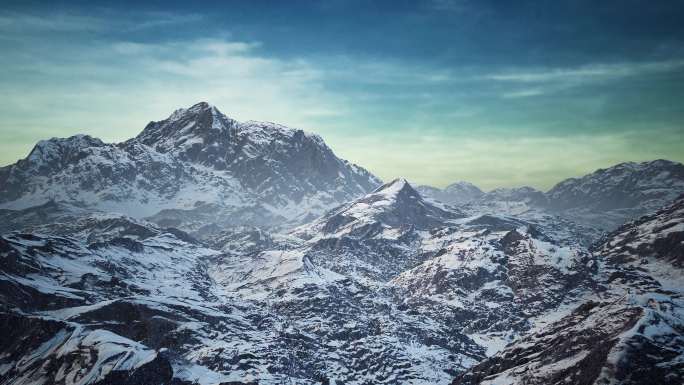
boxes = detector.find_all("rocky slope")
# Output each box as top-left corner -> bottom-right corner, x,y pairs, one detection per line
0,178 -> 637,385
452,195 -> 684,385
546,159 -> 684,230
0,102 -> 380,234
0,104 -> 682,384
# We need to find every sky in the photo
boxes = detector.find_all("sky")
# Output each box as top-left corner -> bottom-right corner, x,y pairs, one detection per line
1,0 -> 683,190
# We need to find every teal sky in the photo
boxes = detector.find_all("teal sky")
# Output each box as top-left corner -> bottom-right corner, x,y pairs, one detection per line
1,1 -> 683,190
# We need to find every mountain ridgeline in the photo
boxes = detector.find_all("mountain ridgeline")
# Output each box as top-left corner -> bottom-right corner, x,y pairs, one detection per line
419,159 -> 684,231
0,102 -> 682,385
0,102 -> 380,233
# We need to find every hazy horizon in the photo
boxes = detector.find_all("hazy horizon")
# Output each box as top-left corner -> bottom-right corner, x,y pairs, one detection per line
2,1 -> 683,190
2,100 -> 679,192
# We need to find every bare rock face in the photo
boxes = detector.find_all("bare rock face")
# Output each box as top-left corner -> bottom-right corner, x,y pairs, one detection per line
451,302 -> 640,385
0,311 -> 183,385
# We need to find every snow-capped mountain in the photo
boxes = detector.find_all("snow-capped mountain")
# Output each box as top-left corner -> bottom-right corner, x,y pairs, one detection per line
546,159 -> 684,230
296,178 -> 461,239
453,195 -> 684,385
0,102 -> 381,234
0,178 -> 613,384
289,178 -> 465,281
132,102 -> 380,211
464,186 -> 549,217
421,160 -> 684,233
417,181 -> 484,206
1,103 -> 682,385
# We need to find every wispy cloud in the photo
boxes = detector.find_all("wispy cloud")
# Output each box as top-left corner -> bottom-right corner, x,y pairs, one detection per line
499,88 -> 546,99
0,10 -> 203,35
0,29 -> 347,148
0,12 -> 103,32
487,60 -> 684,82
483,60 -> 684,98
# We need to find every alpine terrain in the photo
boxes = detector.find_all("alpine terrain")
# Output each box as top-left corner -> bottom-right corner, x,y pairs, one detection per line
0,103 -> 682,385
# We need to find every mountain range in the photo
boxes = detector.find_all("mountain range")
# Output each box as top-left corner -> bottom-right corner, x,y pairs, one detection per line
419,159 -> 684,231
0,102 -> 682,385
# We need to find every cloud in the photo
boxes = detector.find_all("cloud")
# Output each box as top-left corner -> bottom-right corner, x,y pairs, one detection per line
0,12 -> 103,33
499,88 -> 545,99
125,12 -> 205,31
0,26 -> 347,153
486,60 -> 684,83
482,59 -> 684,98
0,9 -> 204,35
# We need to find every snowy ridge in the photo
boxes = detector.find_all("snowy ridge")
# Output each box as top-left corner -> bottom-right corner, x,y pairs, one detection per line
419,160 -> 684,232
1,177 -> 610,384
546,159 -> 684,229
417,181 -> 484,206
294,178 -> 461,241
1,179 -> 682,384
452,196 -> 684,385
0,102 -> 381,233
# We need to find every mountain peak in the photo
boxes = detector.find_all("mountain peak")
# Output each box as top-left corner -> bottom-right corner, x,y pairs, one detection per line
445,180 -> 479,189
376,177 -> 411,190
371,178 -> 422,201
176,101 -> 223,118
481,186 -> 547,206
163,101 -> 230,126
303,176 -> 458,234
377,177 -> 410,190
190,101 -> 213,110
22,134 -> 106,173
416,180 -> 484,205
443,181 -> 484,197
133,102 -> 238,159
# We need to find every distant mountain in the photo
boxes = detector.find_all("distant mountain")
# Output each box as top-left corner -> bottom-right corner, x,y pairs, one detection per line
417,181 -> 484,205
0,102 -> 381,233
470,186 -> 549,215
546,159 -> 684,230
482,186 -> 547,205
423,160 -> 684,232
593,192 -> 684,272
